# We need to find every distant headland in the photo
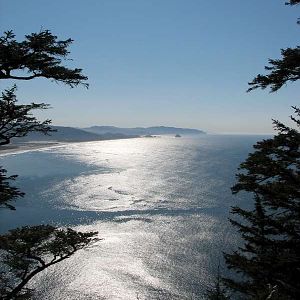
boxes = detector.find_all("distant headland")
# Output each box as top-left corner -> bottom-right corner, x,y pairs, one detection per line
83,126 -> 205,136
1,126 -> 206,154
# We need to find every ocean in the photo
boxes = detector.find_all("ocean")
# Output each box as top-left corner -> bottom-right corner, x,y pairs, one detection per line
0,135 -> 267,299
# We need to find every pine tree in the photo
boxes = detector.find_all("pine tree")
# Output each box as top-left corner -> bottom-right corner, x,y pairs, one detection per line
223,108 -> 300,299
220,2 -> 300,299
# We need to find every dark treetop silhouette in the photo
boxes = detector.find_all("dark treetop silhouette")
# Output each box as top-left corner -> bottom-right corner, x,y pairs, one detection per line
248,0 -> 300,92
0,30 -> 88,88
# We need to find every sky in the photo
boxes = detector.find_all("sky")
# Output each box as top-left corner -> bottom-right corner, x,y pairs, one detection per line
0,0 -> 299,134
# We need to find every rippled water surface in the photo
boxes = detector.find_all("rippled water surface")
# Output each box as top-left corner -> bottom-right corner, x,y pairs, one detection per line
0,135 -> 265,299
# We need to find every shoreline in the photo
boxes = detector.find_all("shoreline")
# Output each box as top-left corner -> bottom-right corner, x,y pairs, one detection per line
0,136 -> 141,156
0,142 -> 63,156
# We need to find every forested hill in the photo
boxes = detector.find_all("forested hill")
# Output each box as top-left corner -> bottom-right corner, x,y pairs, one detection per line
83,126 -> 205,136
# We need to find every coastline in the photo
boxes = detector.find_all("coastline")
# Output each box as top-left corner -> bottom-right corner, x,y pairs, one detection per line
0,142 -> 62,156
0,136 -> 141,156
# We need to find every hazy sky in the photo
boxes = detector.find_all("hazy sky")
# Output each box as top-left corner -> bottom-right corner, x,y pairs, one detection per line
0,0 -> 299,133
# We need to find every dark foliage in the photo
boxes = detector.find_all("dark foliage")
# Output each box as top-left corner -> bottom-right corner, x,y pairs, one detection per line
223,107 -> 300,299
0,84 -> 52,210
0,85 -> 52,146
285,0 -> 300,5
247,47 -> 300,92
0,28 -> 97,299
0,30 -> 88,88
209,2 -> 300,299
0,167 -> 24,210
0,226 -> 98,299
248,1 -> 300,92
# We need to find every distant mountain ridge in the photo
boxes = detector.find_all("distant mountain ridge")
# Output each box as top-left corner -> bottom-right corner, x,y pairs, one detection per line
83,126 -> 205,136
12,126 -> 137,143
12,125 -> 205,144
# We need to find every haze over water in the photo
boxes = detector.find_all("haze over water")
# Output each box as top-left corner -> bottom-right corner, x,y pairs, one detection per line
0,135 -> 265,299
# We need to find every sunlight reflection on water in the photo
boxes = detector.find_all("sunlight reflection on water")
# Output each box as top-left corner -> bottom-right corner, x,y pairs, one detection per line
0,135 -> 262,299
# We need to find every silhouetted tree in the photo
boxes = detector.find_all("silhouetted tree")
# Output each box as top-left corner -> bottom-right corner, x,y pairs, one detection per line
247,47 -> 300,92
0,86 -> 52,146
248,1 -> 300,92
0,30 -> 97,299
0,226 -> 97,299
0,167 -> 24,210
286,0 -> 300,6
219,2 -> 300,299
0,85 -> 52,210
223,108 -> 300,299
0,30 -> 88,88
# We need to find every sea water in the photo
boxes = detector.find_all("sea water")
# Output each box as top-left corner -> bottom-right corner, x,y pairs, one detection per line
0,135 -> 267,299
